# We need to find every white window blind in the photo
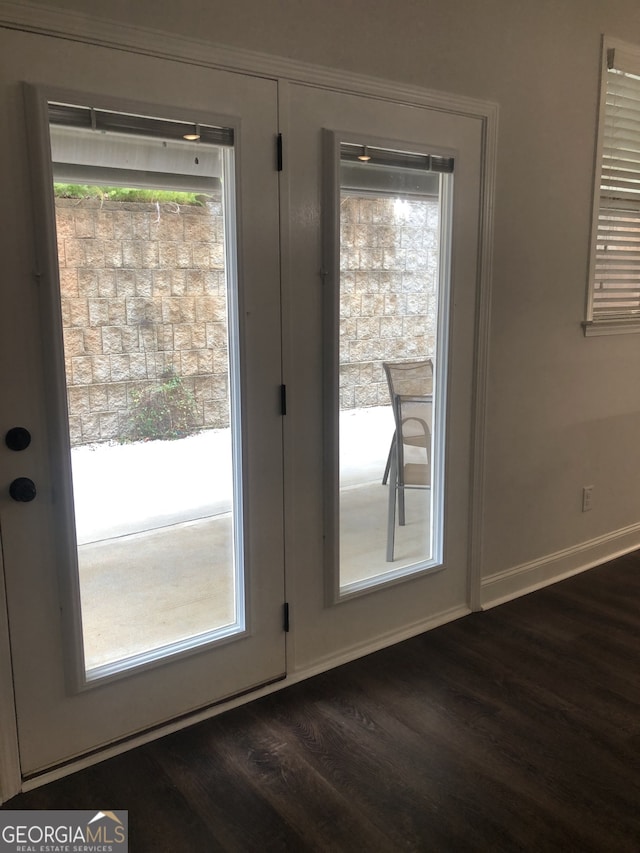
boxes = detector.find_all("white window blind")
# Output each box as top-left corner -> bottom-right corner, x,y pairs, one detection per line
589,43 -> 640,328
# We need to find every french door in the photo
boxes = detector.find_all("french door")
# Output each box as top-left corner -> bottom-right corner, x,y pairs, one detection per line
0,29 -> 285,775
0,25 -> 488,787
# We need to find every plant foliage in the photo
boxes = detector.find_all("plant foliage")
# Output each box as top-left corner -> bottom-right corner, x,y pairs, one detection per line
54,184 -> 206,205
127,372 -> 200,442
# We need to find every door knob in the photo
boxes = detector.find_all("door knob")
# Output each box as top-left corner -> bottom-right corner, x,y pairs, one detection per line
5,427 -> 31,451
9,477 -> 37,502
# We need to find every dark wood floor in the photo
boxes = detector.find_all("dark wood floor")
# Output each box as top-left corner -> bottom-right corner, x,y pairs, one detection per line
4,554 -> 640,851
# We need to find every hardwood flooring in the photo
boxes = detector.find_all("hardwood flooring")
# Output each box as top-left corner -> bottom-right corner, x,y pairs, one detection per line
4,554 -> 640,851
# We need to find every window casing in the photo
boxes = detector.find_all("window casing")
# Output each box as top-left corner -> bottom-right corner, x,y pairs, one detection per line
586,39 -> 640,335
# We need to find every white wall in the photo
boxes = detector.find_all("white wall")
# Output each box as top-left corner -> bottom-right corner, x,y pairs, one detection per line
9,0 -> 640,581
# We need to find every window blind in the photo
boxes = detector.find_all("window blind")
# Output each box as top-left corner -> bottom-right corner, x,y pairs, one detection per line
48,103 -> 234,146
339,142 -> 451,201
48,103 -> 227,194
340,142 -> 453,173
592,48 -> 640,320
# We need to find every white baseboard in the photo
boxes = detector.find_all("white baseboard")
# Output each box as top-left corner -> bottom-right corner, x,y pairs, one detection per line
481,521 -> 640,609
288,603 -> 472,681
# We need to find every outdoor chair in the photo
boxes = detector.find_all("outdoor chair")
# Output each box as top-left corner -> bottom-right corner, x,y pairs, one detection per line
382,359 -> 433,562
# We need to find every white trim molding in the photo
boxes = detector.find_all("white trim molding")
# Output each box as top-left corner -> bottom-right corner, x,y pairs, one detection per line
481,521 -> 640,609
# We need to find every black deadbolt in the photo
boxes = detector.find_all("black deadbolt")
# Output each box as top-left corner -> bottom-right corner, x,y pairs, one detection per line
9,477 -> 37,502
5,427 -> 31,452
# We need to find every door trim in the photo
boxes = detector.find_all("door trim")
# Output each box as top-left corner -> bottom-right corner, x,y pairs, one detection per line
0,1 -> 497,802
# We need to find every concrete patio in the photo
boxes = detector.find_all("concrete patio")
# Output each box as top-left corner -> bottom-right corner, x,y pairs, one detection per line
73,406 -> 432,671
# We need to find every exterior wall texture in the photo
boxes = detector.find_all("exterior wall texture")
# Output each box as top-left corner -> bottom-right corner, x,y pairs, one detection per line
57,196 -> 229,445
58,194 -> 438,443
339,194 -> 438,409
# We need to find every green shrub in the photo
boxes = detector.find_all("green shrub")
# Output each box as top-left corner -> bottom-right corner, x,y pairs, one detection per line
54,184 -> 207,206
127,373 -> 200,442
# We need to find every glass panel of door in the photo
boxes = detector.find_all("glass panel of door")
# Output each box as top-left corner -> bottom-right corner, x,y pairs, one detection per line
48,103 -> 244,680
338,142 -> 451,593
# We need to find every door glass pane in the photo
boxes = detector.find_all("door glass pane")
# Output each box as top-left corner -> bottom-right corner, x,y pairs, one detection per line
338,142 -> 450,592
48,104 -> 243,679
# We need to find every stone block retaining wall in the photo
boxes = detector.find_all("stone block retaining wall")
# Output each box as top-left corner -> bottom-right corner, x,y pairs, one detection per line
57,196 -> 228,445
57,193 -> 438,445
339,195 -> 439,409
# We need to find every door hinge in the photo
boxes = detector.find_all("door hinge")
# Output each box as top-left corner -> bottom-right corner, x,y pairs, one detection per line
283,602 -> 290,632
276,133 -> 283,171
280,384 -> 287,416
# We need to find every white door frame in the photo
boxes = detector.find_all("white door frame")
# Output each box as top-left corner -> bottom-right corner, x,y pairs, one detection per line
0,0 -> 497,802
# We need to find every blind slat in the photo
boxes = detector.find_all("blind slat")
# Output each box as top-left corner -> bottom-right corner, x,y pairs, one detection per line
603,107 -> 640,126
602,152 -> 640,168
598,221 -> 640,227
596,238 -> 640,245
603,128 -> 640,145
600,175 -> 640,186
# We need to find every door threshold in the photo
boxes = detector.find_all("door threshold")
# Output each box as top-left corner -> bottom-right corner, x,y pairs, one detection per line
20,672 -> 286,792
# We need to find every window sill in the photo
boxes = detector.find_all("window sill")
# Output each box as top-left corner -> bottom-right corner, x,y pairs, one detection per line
583,318 -> 640,337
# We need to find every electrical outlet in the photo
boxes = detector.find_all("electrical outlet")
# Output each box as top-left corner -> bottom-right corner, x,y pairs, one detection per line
582,485 -> 594,512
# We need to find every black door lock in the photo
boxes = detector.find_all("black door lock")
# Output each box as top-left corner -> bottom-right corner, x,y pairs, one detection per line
9,477 -> 37,502
5,427 -> 31,452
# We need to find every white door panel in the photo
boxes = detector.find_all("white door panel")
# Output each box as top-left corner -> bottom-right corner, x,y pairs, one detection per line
0,28 -> 284,774
282,84 -> 483,670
